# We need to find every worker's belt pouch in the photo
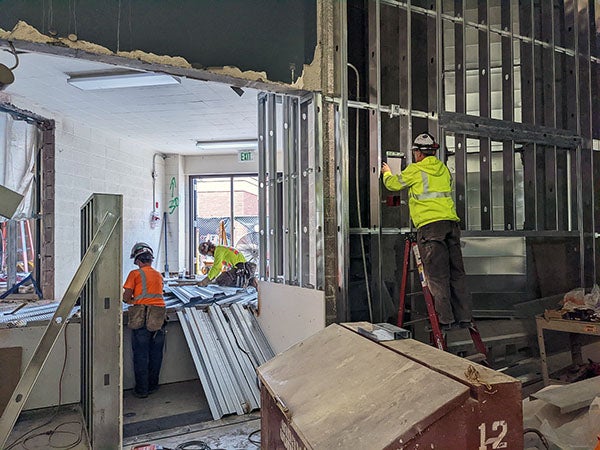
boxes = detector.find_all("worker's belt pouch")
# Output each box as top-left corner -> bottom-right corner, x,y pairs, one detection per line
145,306 -> 167,332
127,304 -> 146,330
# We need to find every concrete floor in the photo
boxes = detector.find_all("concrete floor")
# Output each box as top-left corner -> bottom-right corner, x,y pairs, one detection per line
6,380 -> 261,450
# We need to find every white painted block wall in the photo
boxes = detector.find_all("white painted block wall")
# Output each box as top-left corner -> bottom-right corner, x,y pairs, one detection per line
6,95 -> 260,298
54,116 -> 167,298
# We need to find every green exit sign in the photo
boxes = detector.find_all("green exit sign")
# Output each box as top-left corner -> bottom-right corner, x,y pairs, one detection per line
238,150 -> 255,162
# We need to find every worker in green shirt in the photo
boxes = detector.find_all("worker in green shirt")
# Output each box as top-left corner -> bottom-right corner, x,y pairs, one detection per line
198,241 -> 257,288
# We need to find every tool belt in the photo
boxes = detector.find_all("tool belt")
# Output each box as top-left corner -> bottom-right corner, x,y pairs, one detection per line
215,262 -> 257,288
127,304 -> 166,332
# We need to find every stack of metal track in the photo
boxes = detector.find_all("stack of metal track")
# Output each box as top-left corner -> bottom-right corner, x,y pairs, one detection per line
0,296 -> 178,327
177,302 -> 274,420
167,284 -> 245,304
0,281 -> 255,326
0,303 -> 80,326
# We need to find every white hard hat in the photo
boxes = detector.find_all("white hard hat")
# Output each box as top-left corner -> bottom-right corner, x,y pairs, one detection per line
411,132 -> 440,151
130,242 -> 153,260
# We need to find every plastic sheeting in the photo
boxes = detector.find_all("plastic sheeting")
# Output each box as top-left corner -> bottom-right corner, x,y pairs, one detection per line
0,112 -> 38,221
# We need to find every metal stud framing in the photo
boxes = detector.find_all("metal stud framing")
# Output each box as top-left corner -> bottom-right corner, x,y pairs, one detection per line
336,0 -> 599,321
257,93 -> 323,289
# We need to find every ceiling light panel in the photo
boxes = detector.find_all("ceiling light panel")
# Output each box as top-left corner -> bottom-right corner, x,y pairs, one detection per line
67,70 -> 180,90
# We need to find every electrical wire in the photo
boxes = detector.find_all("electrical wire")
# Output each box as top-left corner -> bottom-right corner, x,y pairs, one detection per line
21,420 -> 84,450
247,429 -> 261,447
523,428 -> 549,449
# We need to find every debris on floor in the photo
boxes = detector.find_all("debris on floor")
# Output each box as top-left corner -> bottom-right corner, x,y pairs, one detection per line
524,377 -> 600,449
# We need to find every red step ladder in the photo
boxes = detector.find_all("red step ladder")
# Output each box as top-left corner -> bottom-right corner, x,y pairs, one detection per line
397,234 -> 488,360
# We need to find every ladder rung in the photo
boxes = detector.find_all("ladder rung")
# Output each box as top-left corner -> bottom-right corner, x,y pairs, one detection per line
405,292 -> 424,297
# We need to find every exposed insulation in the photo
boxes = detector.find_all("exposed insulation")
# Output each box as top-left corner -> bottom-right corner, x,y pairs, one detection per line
206,66 -> 268,82
5,21 -> 53,43
0,21 -> 291,86
57,37 -> 113,55
117,50 -> 192,68
292,43 -> 322,91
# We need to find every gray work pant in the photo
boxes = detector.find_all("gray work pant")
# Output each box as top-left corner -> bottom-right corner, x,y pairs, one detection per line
417,220 -> 472,324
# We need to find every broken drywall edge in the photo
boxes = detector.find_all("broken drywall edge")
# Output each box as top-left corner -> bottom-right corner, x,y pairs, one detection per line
291,43 -> 321,91
117,50 -> 192,68
205,66 -> 268,83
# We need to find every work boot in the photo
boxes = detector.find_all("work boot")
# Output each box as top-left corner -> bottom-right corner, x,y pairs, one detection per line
132,390 -> 148,399
440,322 -> 454,331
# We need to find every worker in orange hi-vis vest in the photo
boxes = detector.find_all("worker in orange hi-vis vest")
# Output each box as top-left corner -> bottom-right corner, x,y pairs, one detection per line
123,242 -> 166,399
197,241 -> 257,289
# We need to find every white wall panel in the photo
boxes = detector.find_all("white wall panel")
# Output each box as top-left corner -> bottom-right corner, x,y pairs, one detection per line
256,282 -> 326,354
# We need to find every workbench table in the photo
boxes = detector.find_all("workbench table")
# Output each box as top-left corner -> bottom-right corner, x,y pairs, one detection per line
536,314 -> 600,385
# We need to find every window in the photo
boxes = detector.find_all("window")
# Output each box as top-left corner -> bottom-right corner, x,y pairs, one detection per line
190,175 -> 259,276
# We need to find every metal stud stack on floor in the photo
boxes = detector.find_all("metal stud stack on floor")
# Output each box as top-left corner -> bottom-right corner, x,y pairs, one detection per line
177,303 -> 274,420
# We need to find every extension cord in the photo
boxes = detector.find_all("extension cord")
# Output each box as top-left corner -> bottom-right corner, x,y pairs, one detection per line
131,444 -> 165,450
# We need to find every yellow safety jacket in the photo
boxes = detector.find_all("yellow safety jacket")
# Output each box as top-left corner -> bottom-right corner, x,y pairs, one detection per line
382,156 -> 460,229
207,245 -> 247,280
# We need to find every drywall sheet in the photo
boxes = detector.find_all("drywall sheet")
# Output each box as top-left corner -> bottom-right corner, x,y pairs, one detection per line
0,346 -> 22,415
256,282 -> 325,354
532,377 -> 600,413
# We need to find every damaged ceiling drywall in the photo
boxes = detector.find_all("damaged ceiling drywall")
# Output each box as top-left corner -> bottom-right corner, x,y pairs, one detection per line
0,20 -> 321,89
0,0 -> 317,84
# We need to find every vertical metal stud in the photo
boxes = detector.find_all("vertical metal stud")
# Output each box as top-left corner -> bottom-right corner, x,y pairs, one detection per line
282,96 -> 291,283
314,94 -> 325,290
480,136 -> 492,230
299,99 -> 311,287
368,0 -> 382,321
575,1 -> 595,286
257,94 -> 268,278
454,0 -> 465,116
266,94 -> 279,281
455,133 -> 467,227
520,0 -> 535,125
337,0 -> 350,319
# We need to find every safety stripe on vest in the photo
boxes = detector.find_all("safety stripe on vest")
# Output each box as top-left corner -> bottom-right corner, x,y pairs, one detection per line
133,268 -> 163,301
413,170 -> 451,200
395,174 -> 407,186
413,191 -> 452,200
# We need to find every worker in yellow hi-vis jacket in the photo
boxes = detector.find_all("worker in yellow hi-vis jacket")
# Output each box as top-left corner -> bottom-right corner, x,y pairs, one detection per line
381,132 -> 472,329
197,241 -> 257,289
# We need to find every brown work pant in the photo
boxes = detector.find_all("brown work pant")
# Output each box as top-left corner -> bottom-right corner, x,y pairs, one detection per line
417,220 -> 472,324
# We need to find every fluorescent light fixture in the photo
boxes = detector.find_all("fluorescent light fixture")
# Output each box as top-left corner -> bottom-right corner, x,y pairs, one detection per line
195,139 -> 258,150
67,70 -> 180,90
